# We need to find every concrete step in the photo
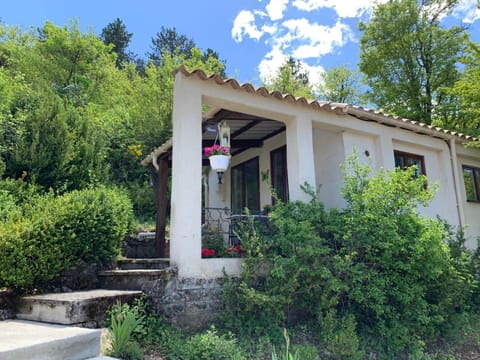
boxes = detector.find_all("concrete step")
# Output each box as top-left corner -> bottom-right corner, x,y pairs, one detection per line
16,289 -> 142,326
0,319 -> 101,360
98,269 -> 167,290
116,257 -> 169,270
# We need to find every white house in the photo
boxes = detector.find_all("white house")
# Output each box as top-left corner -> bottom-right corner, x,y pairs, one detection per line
143,66 -> 480,281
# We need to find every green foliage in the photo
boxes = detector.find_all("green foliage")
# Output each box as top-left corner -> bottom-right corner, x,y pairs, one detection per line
0,18 -> 227,219
101,18 -> 133,68
437,41 -> 480,138
317,65 -> 363,105
0,186 -> 134,288
359,0 -> 467,124
183,326 -> 246,360
107,301 -> 145,360
271,328 -> 320,360
223,154 -> 478,359
264,57 -> 314,99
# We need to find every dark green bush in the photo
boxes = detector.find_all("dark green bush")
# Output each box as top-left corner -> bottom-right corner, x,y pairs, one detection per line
0,186 -> 134,288
223,155 -> 478,359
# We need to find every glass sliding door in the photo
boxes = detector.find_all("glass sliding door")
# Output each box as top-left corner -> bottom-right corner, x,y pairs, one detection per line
231,157 -> 260,212
271,146 -> 288,203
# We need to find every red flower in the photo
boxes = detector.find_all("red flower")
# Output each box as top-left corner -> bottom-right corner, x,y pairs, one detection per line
201,248 -> 215,258
226,244 -> 244,254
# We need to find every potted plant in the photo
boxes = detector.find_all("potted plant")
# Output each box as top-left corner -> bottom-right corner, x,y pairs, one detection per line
204,144 -> 231,172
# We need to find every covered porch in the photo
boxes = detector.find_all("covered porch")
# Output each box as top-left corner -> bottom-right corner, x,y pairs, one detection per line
143,66 -> 318,278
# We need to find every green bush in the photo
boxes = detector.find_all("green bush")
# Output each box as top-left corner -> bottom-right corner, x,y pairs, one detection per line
223,154 -> 477,359
183,326 -> 246,360
0,186 -> 134,288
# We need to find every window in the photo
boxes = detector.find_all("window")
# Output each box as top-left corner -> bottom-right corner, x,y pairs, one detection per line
463,165 -> 480,202
270,146 -> 289,203
231,157 -> 260,212
394,151 -> 426,176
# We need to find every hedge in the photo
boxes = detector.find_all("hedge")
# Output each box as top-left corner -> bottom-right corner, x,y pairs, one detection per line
0,186 -> 134,288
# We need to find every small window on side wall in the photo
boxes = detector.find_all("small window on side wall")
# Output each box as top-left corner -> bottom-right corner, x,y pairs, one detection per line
462,165 -> 480,202
394,150 -> 426,177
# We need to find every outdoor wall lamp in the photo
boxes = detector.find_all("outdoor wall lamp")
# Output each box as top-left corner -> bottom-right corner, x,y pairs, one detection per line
219,121 -> 230,149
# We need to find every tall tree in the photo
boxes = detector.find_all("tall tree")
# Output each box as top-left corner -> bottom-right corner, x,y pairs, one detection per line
317,65 -> 362,104
265,57 -> 313,98
149,26 -> 195,65
101,18 -> 133,68
436,41 -> 480,138
359,0 -> 467,124
202,48 -> 227,78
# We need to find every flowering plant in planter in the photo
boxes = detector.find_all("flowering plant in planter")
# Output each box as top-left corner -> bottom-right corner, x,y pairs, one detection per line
201,248 -> 215,258
204,144 -> 230,157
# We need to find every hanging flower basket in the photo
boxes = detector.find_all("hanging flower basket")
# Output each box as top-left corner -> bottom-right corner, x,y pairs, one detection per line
209,154 -> 230,172
204,144 -> 231,172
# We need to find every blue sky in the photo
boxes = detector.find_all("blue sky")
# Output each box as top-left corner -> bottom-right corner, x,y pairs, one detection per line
2,0 -> 480,86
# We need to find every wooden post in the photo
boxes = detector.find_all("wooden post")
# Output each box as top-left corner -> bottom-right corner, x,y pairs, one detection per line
150,158 -> 169,258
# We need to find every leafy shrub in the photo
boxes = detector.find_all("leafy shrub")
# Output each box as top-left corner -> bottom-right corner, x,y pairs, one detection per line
183,326 -> 246,360
0,186 -> 134,288
0,190 -> 19,221
223,154 -> 477,359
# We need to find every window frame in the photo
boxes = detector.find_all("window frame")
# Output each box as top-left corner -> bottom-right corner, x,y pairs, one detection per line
231,157 -> 260,212
394,150 -> 427,177
270,145 -> 289,204
462,165 -> 480,203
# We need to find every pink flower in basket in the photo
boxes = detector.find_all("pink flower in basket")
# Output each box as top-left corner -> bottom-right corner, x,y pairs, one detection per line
204,144 -> 230,157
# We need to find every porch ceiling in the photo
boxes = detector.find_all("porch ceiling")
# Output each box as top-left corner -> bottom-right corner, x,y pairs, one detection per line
202,109 -> 285,156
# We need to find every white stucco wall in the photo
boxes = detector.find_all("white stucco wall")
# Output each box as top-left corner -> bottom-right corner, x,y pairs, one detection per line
312,128 -> 345,209
457,145 -> 480,248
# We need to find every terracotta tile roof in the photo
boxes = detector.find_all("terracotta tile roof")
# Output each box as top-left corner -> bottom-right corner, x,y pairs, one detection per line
176,65 -> 478,141
142,65 -> 478,166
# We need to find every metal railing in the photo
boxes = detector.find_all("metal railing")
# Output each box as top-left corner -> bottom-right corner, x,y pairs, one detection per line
202,207 -> 270,247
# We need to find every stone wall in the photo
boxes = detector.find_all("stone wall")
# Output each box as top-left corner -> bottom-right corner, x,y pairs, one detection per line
142,267 -> 225,330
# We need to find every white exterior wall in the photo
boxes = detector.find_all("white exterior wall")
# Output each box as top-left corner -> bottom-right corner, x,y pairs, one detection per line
310,113 -> 461,230
457,145 -> 480,248
313,128 -> 345,209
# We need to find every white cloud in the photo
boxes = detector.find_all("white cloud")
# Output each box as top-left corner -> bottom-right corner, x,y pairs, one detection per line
258,45 -> 287,83
266,0 -> 289,21
301,62 -> 325,88
231,1 -> 375,87
452,0 -> 480,23
291,0 -> 386,18
232,10 -> 265,42
259,48 -> 325,88
282,19 -> 354,59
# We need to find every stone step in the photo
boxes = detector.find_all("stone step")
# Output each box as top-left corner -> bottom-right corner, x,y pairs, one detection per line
0,319 -> 101,360
116,258 -> 169,270
16,289 -> 142,326
98,269 -> 167,290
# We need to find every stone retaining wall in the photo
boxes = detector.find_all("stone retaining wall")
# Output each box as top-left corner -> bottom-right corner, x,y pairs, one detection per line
142,267 -> 225,330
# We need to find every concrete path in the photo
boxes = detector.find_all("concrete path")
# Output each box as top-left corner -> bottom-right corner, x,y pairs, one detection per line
0,319 -> 101,360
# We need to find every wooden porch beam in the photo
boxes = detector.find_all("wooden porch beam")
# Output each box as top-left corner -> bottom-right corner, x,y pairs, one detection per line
150,158 -> 169,258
